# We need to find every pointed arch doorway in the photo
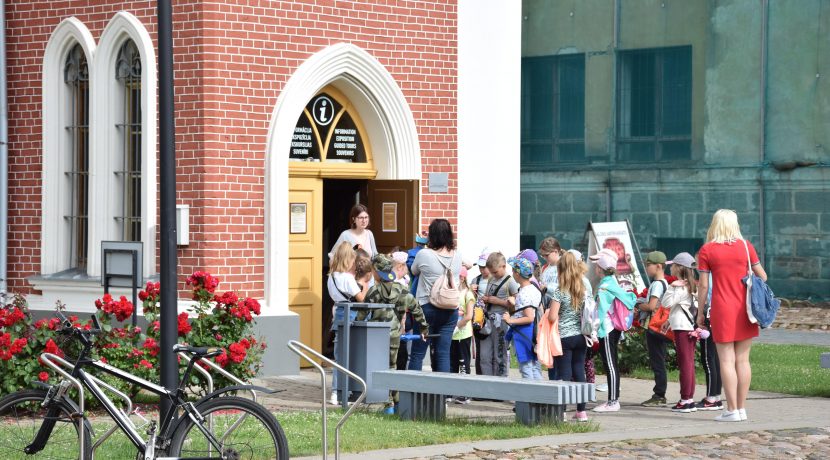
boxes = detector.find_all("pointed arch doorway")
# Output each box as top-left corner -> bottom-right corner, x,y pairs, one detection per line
265,44 -> 422,362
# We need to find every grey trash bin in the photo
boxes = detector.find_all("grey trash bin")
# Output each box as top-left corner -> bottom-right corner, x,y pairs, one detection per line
333,302 -> 393,407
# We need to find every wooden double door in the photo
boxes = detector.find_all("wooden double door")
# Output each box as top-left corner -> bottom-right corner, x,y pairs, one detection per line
287,178 -> 419,359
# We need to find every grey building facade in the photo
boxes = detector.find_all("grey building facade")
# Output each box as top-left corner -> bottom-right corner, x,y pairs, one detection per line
520,0 -> 830,299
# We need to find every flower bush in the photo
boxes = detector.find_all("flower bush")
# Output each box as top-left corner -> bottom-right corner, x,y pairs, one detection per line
0,272 -> 265,400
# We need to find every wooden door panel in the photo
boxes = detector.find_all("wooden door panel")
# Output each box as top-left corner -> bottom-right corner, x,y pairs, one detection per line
367,180 -> 419,253
288,177 -> 323,358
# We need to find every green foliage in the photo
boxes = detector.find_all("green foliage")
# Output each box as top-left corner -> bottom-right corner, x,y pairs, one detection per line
0,272 -> 266,402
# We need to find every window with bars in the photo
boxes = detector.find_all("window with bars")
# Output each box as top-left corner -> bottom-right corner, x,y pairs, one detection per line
115,40 -> 142,242
617,46 -> 692,161
64,43 -> 90,270
521,54 -> 586,166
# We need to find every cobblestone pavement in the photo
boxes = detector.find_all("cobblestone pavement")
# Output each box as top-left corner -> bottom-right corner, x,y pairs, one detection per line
773,304 -> 830,332
404,427 -> 830,459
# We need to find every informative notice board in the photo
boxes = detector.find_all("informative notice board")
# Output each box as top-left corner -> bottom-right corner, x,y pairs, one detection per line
585,221 -> 647,294
290,93 -> 366,163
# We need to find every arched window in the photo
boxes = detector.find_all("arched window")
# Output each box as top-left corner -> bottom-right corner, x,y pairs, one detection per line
63,43 -> 90,270
114,40 -> 142,241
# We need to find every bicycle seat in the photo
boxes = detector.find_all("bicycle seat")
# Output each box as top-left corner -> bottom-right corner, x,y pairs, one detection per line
172,344 -> 222,358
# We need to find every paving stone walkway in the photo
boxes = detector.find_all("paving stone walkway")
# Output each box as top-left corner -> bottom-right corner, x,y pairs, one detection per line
404,426 -> 830,459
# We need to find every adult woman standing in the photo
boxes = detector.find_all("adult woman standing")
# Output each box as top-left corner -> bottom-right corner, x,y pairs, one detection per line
407,219 -> 463,373
696,209 -> 768,422
328,204 -> 378,258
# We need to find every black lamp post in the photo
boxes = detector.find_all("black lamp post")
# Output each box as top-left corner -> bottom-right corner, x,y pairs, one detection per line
157,0 -> 178,418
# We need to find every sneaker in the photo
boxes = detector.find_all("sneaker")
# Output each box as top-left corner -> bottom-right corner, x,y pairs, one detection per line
714,410 -> 741,422
571,410 -> 589,422
671,401 -> 697,413
696,398 -> 723,411
453,396 -> 471,405
329,391 -> 338,405
738,408 -> 747,421
595,383 -> 608,392
641,395 -> 667,407
592,400 -> 620,413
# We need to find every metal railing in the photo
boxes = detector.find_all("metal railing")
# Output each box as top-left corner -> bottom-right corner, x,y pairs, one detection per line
287,339 -> 366,460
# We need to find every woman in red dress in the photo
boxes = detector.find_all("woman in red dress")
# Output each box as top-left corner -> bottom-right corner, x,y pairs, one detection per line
696,210 -> 768,422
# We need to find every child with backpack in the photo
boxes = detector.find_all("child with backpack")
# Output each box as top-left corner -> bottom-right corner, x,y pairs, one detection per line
548,251 -> 592,421
662,252 -> 699,413
590,248 -> 637,413
503,255 -> 542,380
450,267 -> 476,403
638,251 -> 673,407
478,252 -> 519,377
470,251 -> 491,375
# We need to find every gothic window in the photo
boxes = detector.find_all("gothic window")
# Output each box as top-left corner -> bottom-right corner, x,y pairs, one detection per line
115,40 -> 142,241
63,43 -> 90,269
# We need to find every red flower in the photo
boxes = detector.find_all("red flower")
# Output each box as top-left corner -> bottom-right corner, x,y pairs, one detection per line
142,337 -> 159,357
138,359 -> 153,369
43,339 -> 64,358
38,372 -> 49,382
229,342 -> 247,364
177,312 -> 191,336
0,307 -> 25,327
214,291 -> 238,306
10,338 -> 28,355
215,349 -> 229,367
242,298 -> 261,316
239,338 -> 251,349
186,271 -> 220,295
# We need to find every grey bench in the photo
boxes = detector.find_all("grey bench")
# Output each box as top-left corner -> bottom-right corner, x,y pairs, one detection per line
372,370 -> 595,425
822,353 -> 830,369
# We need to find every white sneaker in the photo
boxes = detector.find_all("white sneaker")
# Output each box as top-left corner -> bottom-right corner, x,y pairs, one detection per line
714,410 -> 741,422
595,383 -> 608,392
738,408 -> 747,421
329,391 -> 338,405
592,400 -> 620,413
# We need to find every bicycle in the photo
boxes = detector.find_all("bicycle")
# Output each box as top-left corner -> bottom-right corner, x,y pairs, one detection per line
0,311 -> 288,459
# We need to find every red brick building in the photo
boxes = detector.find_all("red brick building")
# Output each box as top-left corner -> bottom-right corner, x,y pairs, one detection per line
3,1 -> 521,373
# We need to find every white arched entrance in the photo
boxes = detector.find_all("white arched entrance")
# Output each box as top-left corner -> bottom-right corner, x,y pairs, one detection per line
264,43 -> 421,314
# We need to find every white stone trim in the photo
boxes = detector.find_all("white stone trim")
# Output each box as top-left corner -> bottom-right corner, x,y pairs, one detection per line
264,43 -> 421,313
41,18 -> 96,274
89,12 -> 157,278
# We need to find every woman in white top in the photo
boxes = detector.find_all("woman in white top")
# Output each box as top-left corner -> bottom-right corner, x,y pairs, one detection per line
328,204 -> 378,259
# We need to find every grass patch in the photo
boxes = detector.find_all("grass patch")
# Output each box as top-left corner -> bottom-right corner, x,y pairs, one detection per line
0,408 -> 597,458
626,343 -> 830,398
278,409 -> 596,456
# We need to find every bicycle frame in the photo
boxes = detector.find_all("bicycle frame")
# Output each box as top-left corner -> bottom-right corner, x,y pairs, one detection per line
34,339 -> 230,459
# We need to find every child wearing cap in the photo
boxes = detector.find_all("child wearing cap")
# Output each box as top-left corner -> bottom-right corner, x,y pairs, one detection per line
503,255 -> 542,380
639,251 -> 673,408
590,248 -> 636,413
470,250 -> 491,375
662,252 -> 699,413
363,253 -> 429,412
391,251 -> 410,289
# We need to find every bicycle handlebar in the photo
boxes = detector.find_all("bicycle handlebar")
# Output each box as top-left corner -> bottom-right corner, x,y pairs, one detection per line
54,310 -> 103,338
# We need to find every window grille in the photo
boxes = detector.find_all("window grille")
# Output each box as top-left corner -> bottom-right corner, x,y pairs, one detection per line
617,46 -> 692,161
115,40 -> 142,242
63,43 -> 89,270
521,54 -> 586,166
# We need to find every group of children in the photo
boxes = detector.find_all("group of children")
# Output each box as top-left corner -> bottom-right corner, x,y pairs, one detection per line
327,233 -> 722,419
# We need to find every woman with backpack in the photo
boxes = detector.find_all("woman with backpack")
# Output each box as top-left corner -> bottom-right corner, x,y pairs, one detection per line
548,251 -> 592,422
697,209 -> 768,422
591,248 -> 637,413
407,219 -> 463,373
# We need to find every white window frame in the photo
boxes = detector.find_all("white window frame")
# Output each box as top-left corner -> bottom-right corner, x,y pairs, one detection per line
89,12 -> 157,279
41,18 -> 96,275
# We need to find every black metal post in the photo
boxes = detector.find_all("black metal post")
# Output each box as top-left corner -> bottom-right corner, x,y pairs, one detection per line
158,0 -> 178,417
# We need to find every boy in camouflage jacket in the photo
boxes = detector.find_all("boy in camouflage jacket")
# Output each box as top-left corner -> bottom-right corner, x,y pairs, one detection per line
358,254 -> 429,368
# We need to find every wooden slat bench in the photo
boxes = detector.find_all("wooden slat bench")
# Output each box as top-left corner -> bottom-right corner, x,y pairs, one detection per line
372,370 -> 595,425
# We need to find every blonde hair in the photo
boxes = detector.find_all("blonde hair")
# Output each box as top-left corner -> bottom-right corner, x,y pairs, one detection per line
706,209 -> 744,243
557,252 -> 585,311
485,252 -> 506,270
329,242 -> 356,275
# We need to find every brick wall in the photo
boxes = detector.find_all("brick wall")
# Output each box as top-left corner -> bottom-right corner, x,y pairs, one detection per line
5,1 -> 458,298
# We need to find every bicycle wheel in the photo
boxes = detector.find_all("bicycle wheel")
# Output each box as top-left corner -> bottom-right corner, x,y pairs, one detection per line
0,389 -> 91,460
168,396 -> 288,459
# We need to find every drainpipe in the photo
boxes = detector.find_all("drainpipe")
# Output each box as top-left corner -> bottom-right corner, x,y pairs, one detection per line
758,0 -> 768,267
0,1 -> 9,299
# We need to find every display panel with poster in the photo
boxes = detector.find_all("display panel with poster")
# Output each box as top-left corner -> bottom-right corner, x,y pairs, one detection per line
585,221 -> 646,294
